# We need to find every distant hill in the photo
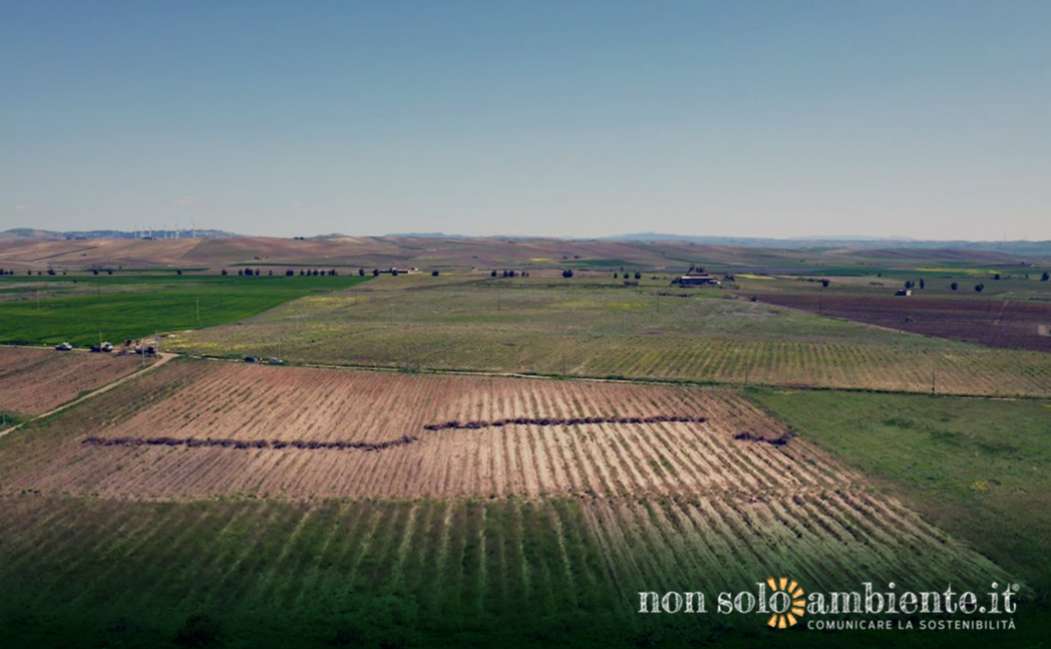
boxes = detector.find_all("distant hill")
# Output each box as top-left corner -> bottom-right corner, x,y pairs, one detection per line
604,233 -> 1051,257
0,228 -> 63,240
0,228 -> 239,241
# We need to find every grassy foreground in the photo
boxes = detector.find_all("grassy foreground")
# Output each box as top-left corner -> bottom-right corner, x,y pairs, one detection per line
0,274 -> 369,346
748,388 -> 1051,605
0,494 -> 1035,649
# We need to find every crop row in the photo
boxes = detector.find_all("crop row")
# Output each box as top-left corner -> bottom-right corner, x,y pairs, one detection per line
0,492 -> 1008,647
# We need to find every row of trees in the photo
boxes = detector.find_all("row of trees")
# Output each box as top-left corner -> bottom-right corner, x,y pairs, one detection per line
490,270 -> 531,278
220,268 -> 341,277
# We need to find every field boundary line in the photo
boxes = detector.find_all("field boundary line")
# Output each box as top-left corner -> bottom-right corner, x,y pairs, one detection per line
180,353 -> 1051,401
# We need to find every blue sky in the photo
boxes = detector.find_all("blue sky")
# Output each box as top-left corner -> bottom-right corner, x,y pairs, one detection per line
3,2 -> 1049,239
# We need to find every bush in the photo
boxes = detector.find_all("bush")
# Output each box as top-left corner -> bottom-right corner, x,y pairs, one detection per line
174,613 -> 221,647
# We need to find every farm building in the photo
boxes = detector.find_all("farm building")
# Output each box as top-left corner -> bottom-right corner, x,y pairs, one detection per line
672,273 -> 721,287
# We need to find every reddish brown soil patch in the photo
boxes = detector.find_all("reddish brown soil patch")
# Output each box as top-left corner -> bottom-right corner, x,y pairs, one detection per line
757,293 -> 1051,352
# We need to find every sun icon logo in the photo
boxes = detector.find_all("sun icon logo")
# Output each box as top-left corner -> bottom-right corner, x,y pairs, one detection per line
765,577 -> 806,629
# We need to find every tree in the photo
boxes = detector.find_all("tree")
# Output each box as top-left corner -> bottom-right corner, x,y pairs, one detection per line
490,270 -> 497,277
562,269 -> 574,278
821,279 -> 830,288
919,278 -> 925,289
221,269 -> 228,276
975,283 -> 984,293
950,281 -> 958,291
432,270 -> 440,277
373,269 -> 380,277
286,269 -> 294,277
634,271 -> 641,280
993,273 -> 1001,280
1043,272 -> 1050,282
176,269 -> 183,276
612,273 -> 618,279
358,268 -> 365,277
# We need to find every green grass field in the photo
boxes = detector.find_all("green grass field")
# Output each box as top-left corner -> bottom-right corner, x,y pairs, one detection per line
748,388 -> 1051,605
0,274 -> 370,346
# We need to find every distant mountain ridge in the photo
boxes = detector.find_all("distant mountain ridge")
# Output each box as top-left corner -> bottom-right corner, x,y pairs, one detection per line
3,227 -> 1050,257
602,232 -> 1051,257
0,228 -> 239,240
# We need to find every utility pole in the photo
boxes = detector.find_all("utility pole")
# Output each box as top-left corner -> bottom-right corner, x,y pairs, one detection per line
931,352 -> 937,395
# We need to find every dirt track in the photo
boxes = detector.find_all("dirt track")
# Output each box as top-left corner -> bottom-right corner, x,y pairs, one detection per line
0,347 -> 151,417
0,351 -> 170,439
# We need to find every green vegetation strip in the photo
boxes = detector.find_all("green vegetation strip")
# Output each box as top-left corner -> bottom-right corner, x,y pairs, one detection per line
747,387 -> 1051,604
0,274 -> 370,346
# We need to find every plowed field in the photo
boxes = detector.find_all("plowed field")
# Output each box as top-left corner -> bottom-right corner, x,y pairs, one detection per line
0,347 -> 148,416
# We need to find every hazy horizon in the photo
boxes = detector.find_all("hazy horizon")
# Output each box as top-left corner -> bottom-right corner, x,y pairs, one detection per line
5,3 -> 1049,240
8,225 -> 1051,245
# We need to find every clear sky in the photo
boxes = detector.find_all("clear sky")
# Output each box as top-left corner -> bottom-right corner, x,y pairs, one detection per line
3,2 -> 1049,240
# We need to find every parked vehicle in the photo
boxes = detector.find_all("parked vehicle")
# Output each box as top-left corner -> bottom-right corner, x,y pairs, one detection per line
54,342 -> 73,351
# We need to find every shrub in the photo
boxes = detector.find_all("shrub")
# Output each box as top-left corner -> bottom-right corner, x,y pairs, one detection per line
174,613 -> 221,647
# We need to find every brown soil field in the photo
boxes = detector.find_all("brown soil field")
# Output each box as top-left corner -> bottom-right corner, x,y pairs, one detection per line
757,293 -> 1051,353
0,347 -> 149,416
0,359 -> 936,507
0,360 -> 814,499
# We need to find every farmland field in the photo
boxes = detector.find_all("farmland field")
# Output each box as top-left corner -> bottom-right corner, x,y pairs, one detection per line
0,273 -> 370,346
0,243 -> 1047,648
0,360 -> 858,499
753,292 -> 1051,353
0,359 -> 1021,648
0,347 -> 149,416
169,274 -> 1051,397
748,388 -> 1051,602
